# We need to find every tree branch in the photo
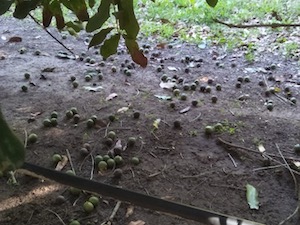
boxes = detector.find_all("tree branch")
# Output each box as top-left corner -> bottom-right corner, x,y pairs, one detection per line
213,18 -> 300,29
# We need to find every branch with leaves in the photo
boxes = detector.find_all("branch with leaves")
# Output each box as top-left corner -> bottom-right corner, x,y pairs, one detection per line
0,0 -> 218,68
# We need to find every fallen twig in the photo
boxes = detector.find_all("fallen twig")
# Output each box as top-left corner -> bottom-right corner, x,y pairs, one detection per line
278,205 -> 299,225
24,129 -> 28,148
276,143 -> 298,196
109,201 -> 121,220
90,154 -> 95,180
101,201 -> 122,225
46,209 -> 66,225
253,164 -> 283,171
181,171 -> 214,179
214,19 -> 300,28
189,112 -> 202,122
217,137 -> 300,162
228,153 -> 238,168
66,149 -> 75,173
29,14 -> 76,57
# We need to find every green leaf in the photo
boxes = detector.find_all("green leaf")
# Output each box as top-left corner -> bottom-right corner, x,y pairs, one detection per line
13,0 -> 41,19
65,21 -> 84,33
100,33 -> 120,59
60,0 -> 89,21
206,0 -> 218,7
49,0 -> 65,30
0,109 -> 25,172
42,4 -> 53,27
88,0 -> 96,8
86,0 -> 112,32
0,0 -> 14,15
117,0 -> 139,39
125,38 -> 148,67
246,184 -> 259,210
88,27 -> 114,49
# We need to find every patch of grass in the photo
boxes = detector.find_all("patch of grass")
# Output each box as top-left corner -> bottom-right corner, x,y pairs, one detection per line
136,0 -> 300,55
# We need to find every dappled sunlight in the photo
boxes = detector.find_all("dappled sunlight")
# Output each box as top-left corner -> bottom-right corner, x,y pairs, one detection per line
0,183 -> 61,212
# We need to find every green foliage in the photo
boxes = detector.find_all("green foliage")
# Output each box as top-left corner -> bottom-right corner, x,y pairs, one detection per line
0,0 -> 14,15
86,0 -> 111,32
0,0 -> 218,67
100,33 -> 121,58
0,109 -> 25,172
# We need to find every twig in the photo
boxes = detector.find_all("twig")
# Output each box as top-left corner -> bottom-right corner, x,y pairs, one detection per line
214,18 -> 300,29
228,153 -> 237,168
210,183 -> 245,191
156,146 -> 173,151
181,171 -> 214,179
72,195 -> 82,206
26,210 -> 34,225
101,201 -> 122,225
109,201 -> 121,220
189,112 -> 202,122
90,154 -> 95,180
149,151 -> 157,158
150,131 -> 159,140
275,143 -> 298,196
24,129 -> 28,148
253,164 -> 283,172
104,122 -> 111,137
278,206 -> 299,225
28,14 -> 76,57
263,75 -> 270,89
66,149 -> 75,173
274,93 -> 296,106
130,167 -> 135,178
46,209 -> 66,225
218,137 -> 300,162
161,120 -> 170,127
148,171 -> 161,178
261,154 -> 300,176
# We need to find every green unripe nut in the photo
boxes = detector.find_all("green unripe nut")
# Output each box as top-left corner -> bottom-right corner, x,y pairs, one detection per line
107,158 -> 116,168
94,155 -> 103,165
88,196 -> 100,207
107,131 -> 116,140
98,161 -> 107,171
43,118 -> 52,127
52,154 -> 62,163
69,220 -> 80,225
51,111 -> 58,118
83,201 -> 94,213
28,133 -> 38,143
127,137 -> 136,147
205,126 -> 214,135
131,157 -> 140,165
294,144 -> 300,153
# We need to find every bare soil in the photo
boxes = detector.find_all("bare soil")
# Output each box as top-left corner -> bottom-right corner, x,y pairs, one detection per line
0,18 -> 300,225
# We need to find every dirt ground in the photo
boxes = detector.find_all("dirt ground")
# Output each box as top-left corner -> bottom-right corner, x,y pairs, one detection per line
0,17 -> 300,225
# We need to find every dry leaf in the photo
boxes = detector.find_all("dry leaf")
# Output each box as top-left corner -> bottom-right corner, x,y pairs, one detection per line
8,36 -> 22,43
55,155 -> 68,171
83,86 -> 103,92
106,93 -> 118,101
126,205 -> 134,218
167,66 -> 178,71
160,81 -> 176,89
257,144 -> 266,153
179,106 -> 191,114
128,220 -> 145,225
117,107 -> 129,113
